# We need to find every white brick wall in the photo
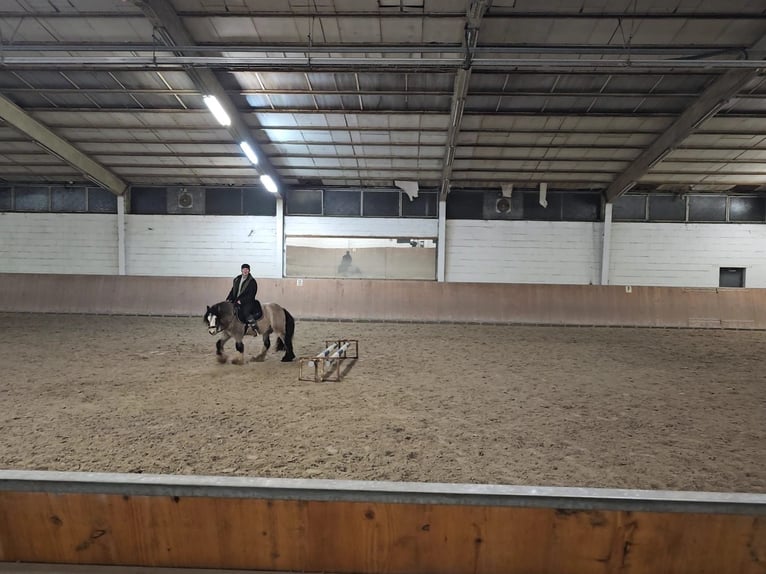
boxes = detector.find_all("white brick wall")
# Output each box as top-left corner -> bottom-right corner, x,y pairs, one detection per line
2,213 -> 764,287
285,216 -> 438,238
0,213 -> 118,274
610,223 -> 766,287
126,215 -> 279,277
445,220 -> 602,284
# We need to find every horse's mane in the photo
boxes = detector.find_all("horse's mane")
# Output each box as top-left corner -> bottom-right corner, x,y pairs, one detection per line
212,301 -> 237,323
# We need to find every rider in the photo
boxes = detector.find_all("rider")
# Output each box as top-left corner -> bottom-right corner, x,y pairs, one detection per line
226,263 -> 262,331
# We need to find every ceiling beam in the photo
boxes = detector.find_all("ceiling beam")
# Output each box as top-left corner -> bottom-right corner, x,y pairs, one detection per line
133,0 -> 283,196
440,0 -> 491,200
605,34 -> 766,201
604,69 -> 759,201
0,94 -> 128,195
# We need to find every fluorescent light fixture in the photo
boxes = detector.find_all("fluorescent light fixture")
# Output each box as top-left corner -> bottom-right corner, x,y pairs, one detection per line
239,141 -> 259,165
203,95 -> 230,126
260,174 -> 278,194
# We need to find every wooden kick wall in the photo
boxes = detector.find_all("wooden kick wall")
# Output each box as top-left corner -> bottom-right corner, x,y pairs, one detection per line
1,471 -> 764,574
0,273 -> 765,328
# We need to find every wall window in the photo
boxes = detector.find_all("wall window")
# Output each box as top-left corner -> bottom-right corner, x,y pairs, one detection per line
324,189 -> 361,216
285,188 -> 438,217
243,187 -> 277,216
612,194 -> 647,221
648,194 -> 686,221
562,193 -> 601,221
130,187 -> 167,214
14,186 -> 49,211
205,188 -> 242,215
51,186 -> 87,212
688,195 -> 726,222
719,267 -> 745,288
0,186 -> 11,211
402,191 -> 438,217
730,196 -> 765,222
447,190 -> 484,219
363,190 -> 399,217
286,189 -> 323,215
87,188 -> 117,213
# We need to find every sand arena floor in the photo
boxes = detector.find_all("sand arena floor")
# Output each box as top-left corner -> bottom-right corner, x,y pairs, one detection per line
0,313 -> 764,493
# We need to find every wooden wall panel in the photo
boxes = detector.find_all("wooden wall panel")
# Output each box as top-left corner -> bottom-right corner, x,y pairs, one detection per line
1,492 -> 764,574
1,274 -> 765,329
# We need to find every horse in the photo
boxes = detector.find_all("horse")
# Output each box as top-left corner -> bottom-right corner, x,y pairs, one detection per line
204,300 -> 296,364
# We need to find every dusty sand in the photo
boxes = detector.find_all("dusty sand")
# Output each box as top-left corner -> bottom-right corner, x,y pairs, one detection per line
0,313 -> 764,493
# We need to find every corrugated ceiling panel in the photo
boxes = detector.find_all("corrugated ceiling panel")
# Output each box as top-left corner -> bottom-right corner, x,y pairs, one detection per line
337,17 -> 383,42
422,17 -> 464,43
380,16 -> 423,43
36,17 -> 152,43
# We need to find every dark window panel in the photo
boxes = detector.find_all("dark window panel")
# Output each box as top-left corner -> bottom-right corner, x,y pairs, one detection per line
563,193 -> 601,221
88,188 -> 117,213
324,189 -> 361,216
648,194 -> 686,221
205,188 -> 242,215
402,191 -> 438,217
446,191 -> 484,219
286,189 -> 322,215
243,187 -> 277,216
363,191 -> 400,217
130,187 -> 167,214
14,186 -> 49,211
522,191 -> 563,220
688,195 -> 726,222
730,196 -> 765,222
719,267 -> 745,288
0,187 -> 11,211
51,186 -> 87,212
612,194 -> 647,221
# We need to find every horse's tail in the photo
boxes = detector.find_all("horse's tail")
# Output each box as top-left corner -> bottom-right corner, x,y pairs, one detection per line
276,308 -> 295,354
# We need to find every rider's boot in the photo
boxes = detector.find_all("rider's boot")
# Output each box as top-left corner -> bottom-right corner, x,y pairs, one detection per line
246,314 -> 259,334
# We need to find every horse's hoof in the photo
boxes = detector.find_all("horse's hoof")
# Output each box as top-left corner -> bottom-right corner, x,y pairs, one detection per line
217,354 -> 228,364
253,355 -> 266,362
231,355 -> 244,365
282,354 -> 295,362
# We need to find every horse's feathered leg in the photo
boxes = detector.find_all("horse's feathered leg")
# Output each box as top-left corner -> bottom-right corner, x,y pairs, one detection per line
231,336 -> 245,365
216,334 -> 231,364
280,309 -> 296,362
251,328 -> 270,362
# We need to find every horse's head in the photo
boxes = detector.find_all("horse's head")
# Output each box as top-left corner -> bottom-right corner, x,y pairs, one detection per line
204,305 -> 221,335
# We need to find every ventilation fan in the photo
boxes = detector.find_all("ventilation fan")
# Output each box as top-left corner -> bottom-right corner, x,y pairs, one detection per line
178,190 -> 193,208
495,197 -> 511,213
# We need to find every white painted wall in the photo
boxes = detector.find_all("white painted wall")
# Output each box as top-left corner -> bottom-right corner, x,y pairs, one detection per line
0,213 -> 118,274
610,223 -> 766,287
2,213 -> 764,287
445,220 -> 603,284
285,216 -> 438,238
125,215 -> 279,278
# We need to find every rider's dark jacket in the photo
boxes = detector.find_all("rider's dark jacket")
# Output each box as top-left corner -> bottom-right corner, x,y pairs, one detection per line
226,274 -> 258,321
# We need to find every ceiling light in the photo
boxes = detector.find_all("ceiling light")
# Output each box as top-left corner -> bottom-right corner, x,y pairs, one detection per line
203,95 -> 230,126
260,174 -> 278,194
240,141 -> 259,165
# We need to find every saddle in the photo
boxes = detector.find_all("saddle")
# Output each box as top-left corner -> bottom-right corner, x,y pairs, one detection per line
251,299 -> 263,321
234,299 -> 263,334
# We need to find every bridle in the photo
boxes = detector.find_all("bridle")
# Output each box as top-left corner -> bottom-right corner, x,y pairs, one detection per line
207,312 -> 224,335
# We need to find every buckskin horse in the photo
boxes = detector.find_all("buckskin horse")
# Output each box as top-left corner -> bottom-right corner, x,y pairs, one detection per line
204,301 -> 296,364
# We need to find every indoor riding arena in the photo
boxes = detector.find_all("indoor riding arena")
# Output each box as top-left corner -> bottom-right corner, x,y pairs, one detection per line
0,2 -> 765,574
